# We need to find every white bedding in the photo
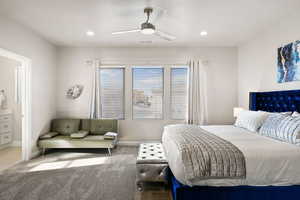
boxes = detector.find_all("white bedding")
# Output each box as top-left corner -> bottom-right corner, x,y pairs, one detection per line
162,125 -> 300,186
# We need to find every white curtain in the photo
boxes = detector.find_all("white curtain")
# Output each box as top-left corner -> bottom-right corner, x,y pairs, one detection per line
89,60 -> 101,119
187,60 -> 208,125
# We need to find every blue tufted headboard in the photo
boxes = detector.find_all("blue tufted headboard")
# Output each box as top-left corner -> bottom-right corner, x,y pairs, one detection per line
249,90 -> 300,112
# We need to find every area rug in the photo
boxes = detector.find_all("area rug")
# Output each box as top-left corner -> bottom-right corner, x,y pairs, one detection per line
0,147 -> 137,200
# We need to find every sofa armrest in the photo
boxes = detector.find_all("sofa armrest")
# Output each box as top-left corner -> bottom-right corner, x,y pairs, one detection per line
39,132 -> 59,139
70,130 -> 89,139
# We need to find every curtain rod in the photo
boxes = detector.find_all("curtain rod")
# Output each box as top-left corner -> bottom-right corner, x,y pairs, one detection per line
86,60 -> 189,66
86,60 -> 209,66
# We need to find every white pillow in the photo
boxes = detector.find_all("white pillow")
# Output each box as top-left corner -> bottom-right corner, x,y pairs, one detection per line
292,111 -> 300,117
258,110 -> 292,115
234,110 -> 270,132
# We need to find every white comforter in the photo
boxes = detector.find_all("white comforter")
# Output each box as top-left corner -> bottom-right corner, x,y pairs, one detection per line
162,125 -> 300,186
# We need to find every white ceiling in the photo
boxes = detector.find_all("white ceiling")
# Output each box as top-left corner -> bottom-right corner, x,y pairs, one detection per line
0,0 -> 299,47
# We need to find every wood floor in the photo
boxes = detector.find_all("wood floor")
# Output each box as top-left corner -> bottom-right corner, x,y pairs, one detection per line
135,183 -> 172,200
0,147 -> 21,172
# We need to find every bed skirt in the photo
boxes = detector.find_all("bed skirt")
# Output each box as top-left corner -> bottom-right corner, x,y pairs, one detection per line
170,173 -> 300,200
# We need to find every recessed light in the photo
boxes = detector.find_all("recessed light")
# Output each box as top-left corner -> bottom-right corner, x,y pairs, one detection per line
200,31 -> 208,36
86,31 -> 95,36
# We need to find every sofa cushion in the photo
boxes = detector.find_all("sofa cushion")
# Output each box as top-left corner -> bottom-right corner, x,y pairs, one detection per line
51,119 -> 80,135
81,119 -> 118,135
38,135 -> 116,149
70,130 -> 89,139
83,135 -> 106,141
39,132 -> 59,139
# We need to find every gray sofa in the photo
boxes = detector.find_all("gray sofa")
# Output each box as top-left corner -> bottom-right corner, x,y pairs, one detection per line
38,119 -> 118,156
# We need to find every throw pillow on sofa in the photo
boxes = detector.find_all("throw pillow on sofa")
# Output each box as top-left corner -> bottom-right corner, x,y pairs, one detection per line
70,130 -> 89,139
39,132 -> 59,139
104,132 -> 118,140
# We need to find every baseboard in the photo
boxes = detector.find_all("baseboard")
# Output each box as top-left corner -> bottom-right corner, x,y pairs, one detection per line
118,140 -> 161,146
0,141 -> 21,149
10,140 -> 21,147
0,144 -> 10,150
118,141 -> 140,146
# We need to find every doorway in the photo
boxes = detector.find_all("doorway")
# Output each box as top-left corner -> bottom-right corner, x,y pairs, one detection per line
0,48 -> 31,169
0,56 -> 22,170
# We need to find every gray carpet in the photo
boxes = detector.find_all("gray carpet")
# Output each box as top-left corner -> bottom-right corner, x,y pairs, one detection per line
0,147 -> 138,200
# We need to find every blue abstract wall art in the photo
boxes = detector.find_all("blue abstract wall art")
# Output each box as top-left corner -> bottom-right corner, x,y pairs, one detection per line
277,40 -> 300,83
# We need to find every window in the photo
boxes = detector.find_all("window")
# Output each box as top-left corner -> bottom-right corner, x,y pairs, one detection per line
132,67 -> 164,119
97,65 -> 188,120
99,68 -> 124,119
170,67 -> 188,119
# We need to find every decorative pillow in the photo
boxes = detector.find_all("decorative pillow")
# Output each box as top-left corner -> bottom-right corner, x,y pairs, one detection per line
259,114 -> 300,145
258,113 -> 287,137
234,110 -> 270,132
39,132 -> 59,139
104,132 -> 118,140
70,130 -> 89,139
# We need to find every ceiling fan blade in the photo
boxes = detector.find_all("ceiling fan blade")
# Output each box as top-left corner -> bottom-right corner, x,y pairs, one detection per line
154,30 -> 176,41
112,29 -> 140,35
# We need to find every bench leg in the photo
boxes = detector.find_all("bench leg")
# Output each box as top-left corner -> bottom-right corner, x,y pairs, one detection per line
108,148 -> 112,156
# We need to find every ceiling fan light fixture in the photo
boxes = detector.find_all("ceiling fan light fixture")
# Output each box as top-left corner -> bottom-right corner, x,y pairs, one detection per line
111,7 -> 175,41
141,28 -> 155,35
141,22 -> 155,35
86,30 -> 95,36
200,31 -> 208,36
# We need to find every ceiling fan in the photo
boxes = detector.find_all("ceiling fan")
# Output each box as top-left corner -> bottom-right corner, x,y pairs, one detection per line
112,7 -> 176,41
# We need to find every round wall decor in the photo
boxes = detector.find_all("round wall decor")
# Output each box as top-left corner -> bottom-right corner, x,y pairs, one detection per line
66,85 -> 84,99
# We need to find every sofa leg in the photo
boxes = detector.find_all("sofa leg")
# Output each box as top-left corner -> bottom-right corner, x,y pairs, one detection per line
108,148 -> 112,156
136,181 -> 143,192
42,148 -> 46,156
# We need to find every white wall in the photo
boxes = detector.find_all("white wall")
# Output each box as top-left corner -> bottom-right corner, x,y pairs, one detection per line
0,56 -> 22,144
238,12 -> 300,108
0,16 -> 57,154
56,47 -> 238,141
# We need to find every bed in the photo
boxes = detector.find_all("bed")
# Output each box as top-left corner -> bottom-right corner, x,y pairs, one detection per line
164,89 -> 300,200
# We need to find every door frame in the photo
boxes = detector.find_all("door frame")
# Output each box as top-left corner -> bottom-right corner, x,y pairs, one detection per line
0,48 -> 32,161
